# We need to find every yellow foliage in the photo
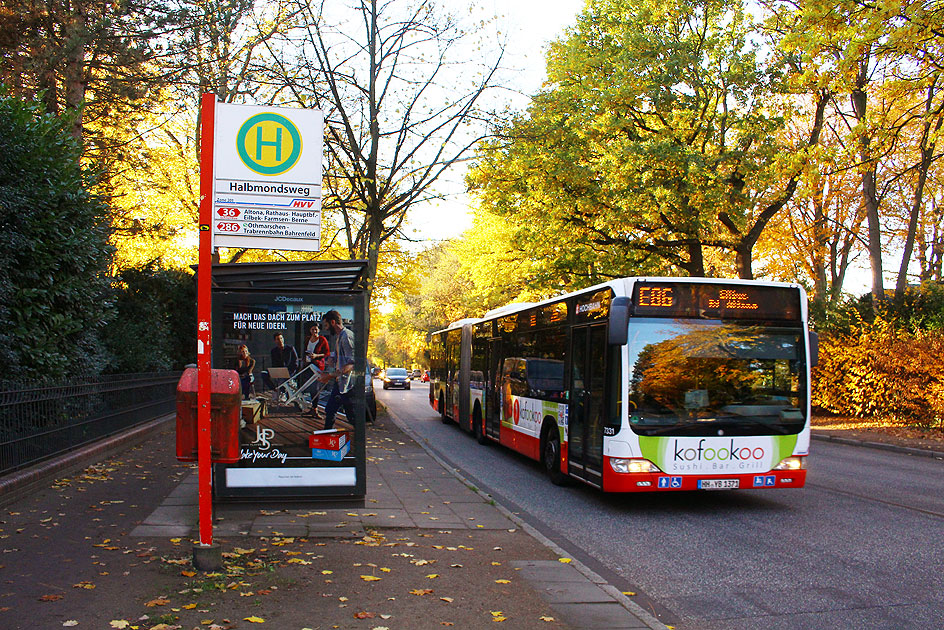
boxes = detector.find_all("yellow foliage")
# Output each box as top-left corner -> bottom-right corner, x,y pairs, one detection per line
812,319 -> 944,428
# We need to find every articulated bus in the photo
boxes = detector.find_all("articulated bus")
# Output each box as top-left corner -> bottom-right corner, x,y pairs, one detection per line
428,277 -> 816,492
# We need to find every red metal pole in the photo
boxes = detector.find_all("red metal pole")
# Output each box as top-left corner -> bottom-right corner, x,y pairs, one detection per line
197,93 -> 217,547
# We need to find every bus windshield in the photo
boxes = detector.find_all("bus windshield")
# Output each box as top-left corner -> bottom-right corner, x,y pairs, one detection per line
626,319 -> 807,437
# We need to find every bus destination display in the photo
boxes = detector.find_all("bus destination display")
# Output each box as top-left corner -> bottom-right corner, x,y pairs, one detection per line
632,282 -> 801,321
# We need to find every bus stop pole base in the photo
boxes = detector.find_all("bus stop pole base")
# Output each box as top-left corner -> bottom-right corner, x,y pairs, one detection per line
192,542 -> 223,572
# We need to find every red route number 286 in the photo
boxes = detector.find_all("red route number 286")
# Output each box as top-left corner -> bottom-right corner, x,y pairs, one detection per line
216,222 -> 241,232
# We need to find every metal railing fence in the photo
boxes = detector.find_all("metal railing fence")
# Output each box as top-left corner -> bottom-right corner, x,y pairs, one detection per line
0,372 -> 179,476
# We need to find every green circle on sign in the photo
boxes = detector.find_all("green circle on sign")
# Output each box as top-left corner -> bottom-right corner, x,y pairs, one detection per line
236,113 -> 303,175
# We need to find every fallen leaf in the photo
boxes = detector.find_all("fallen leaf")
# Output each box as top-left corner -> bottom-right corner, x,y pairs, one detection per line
183,603 -> 197,609
622,591 -> 636,596
440,597 -> 454,603
410,588 -> 434,596
73,581 -> 96,589
145,597 -> 170,607
353,612 -> 376,619
558,558 -> 572,564
244,616 -> 265,623
360,575 -> 382,582
539,616 -> 555,622
109,621 -> 130,629
39,594 -> 64,602
495,579 -> 511,584
62,622 -> 78,627
426,574 -> 439,579
181,570 -> 197,577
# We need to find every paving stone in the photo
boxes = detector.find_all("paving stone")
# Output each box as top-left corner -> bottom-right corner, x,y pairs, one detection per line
551,602 -> 650,629
537,581 -> 619,604
249,522 -> 309,537
130,524 -> 193,537
143,504 -> 196,526
511,560 -> 588,583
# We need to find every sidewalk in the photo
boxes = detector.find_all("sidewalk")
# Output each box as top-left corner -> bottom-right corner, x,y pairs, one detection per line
0,409 -> 666,630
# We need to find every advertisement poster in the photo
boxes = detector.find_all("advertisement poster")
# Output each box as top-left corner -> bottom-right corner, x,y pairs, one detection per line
211,289 -> 366,500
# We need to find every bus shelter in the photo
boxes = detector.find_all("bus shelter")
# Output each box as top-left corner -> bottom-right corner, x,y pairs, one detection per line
206,260 -> 368,503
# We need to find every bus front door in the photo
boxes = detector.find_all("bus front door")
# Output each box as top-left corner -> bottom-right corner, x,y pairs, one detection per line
568,324 -> 606,486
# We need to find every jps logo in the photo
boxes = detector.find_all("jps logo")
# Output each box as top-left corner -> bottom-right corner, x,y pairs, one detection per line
252,426 -> 275,450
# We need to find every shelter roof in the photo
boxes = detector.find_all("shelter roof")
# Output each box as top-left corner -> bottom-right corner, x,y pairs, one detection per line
199,260 -> 369,292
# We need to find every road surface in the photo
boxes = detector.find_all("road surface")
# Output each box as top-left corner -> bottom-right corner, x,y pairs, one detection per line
377,383 -> 944,630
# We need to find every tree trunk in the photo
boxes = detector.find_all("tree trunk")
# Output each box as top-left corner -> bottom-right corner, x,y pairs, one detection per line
851,53 -> 884,306
63,14 -> 88,140
895,81 -> 942,300
812,197 -> 828,311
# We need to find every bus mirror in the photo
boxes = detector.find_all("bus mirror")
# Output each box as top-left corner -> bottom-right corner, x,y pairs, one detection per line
608,297 -> 631,345
809,331 -> 819,367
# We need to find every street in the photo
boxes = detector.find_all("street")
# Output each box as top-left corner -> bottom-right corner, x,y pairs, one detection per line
377,383 -> 944,630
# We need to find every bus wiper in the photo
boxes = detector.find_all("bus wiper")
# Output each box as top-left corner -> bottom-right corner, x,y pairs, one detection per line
641,414 -> 799,436
728,416 -> 799,434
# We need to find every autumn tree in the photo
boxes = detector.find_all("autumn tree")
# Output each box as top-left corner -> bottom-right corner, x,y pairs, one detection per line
259,0 -> 507,312
768,0 -> 944,304
469,0 -> 826,281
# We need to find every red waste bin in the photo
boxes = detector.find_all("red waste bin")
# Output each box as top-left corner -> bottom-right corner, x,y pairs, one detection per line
175,367 -> 241,464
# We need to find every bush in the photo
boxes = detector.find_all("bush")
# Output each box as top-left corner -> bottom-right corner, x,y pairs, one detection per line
812,317 -> 944,430
104,262 -> 196,373
0,90 -> 114,381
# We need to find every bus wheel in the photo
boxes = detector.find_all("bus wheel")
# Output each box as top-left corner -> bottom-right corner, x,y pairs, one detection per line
543,428 -> 567,486
439,394 -> 449,424
473,408 -> 488,445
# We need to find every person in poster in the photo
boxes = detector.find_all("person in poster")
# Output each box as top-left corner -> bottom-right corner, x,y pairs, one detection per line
318,310 -> 355,430
261,332 -> 300,390
235,344 -> 255,399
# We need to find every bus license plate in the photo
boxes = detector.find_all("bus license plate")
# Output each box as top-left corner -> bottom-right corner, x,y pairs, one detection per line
699,479 -> 739,490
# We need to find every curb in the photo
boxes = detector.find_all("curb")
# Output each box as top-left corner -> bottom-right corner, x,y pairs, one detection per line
381,404 -> 671,630
0,414 -> 175,508
811,431 -> 944,459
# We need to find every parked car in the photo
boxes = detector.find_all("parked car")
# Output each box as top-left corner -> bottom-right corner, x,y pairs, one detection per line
382,367 -> 410,390
410,369 -> 422,380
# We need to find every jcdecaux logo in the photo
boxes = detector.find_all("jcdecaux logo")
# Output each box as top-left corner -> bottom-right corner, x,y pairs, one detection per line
236,113 -> 303,175
674,439 -> 765,462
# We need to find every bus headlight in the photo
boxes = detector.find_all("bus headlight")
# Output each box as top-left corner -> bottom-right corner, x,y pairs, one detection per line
610,458 -> 661,474
773,456 -> 806,471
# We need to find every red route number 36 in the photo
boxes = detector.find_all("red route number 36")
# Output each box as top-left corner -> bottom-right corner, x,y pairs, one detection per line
216,207 -> 241,218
